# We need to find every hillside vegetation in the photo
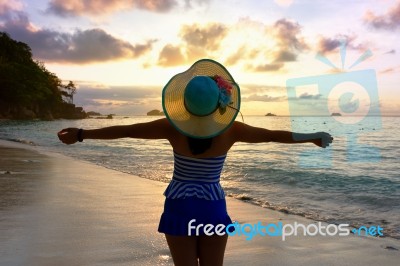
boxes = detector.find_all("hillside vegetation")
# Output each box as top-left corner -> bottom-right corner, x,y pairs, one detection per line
0,32 -> 86,120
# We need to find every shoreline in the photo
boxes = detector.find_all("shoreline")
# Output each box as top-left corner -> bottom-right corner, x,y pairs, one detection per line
0,139 -> 399,265
5,135 -> 397,241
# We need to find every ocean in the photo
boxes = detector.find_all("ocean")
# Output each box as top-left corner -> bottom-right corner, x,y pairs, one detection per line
1,116 -> 399,239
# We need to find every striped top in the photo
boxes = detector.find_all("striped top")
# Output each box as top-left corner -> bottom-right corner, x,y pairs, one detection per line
163,152 -> 227,200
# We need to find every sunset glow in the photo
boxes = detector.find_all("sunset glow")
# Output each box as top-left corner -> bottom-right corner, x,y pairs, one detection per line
1,0 -> 399,116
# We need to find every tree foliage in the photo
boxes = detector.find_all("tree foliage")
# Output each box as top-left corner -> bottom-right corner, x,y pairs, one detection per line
0,32 -> 85,119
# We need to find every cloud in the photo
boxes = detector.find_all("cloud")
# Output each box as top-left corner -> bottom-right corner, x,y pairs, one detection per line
156,22 -> 227,66
243,94 -> 286,102
74,84 -> 162,114
0,0 -> 23,14
273,50 -> 297,62
180,22 -> 228,62
317,36 -> 342,54
272,18 -> 307,52
244,18 -> 308,72
1,11 -> 155,63
247,62 -> 285,72
240,84 -> 285,94
158,44 -> 186,66
183,0 -> 210,9
274,0 -> 294,8
224,45 -> 247,65
76,84 -> 161,101
383,49 -> 396,54
316,34 -> 367,54
46,0 -> 178,17
91,99 -> 131,106
155,18 -> 307,71
379,66 -> 400,74
287,92 -> 328,114
364,1 -> 400,30
239,84 -> 287,103
180,23 -> 227,50
380,67 -> 395,74
298,92 -> 322,99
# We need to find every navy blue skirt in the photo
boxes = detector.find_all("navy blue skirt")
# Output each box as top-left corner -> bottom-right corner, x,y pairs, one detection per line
158,197 -> 232,236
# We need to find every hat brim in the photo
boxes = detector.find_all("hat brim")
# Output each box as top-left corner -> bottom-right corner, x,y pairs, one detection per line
162,59 -> 241,139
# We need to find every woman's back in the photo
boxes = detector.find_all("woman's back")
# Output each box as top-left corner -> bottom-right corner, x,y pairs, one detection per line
166,118 -> 238,158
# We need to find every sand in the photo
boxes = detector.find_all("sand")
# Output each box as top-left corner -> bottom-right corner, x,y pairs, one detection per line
0,139 -> 399,265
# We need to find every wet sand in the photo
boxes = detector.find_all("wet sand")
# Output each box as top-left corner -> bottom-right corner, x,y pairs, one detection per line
0,140 -> 399,265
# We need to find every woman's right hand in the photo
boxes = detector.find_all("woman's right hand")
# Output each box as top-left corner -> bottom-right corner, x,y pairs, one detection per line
57,128 -> 79,145
311,132 -> 333,148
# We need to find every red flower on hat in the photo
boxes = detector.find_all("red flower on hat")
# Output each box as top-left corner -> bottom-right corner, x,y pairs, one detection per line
213,75 -> 232,95
211,75 -> 234,114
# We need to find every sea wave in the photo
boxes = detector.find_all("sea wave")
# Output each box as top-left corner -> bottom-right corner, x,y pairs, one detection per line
1,116 -> 399,240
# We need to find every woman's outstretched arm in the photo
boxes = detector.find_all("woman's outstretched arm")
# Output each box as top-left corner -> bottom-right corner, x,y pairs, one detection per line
231,121 -> 333,148
57,118 -> 172,145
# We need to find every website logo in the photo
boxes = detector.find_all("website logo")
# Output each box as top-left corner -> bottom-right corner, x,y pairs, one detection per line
188,219 -> 384,241
286,40 -> 381,168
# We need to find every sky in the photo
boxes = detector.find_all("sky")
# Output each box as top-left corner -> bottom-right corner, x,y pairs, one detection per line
0,0 -> 399,116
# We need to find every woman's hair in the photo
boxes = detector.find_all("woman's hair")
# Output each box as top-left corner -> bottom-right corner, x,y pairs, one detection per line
187,137 -> 213,155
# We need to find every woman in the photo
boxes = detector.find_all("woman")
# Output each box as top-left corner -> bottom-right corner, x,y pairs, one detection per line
58,59 -> 333,266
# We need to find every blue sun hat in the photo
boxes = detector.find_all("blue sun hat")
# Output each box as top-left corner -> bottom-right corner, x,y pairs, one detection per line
162,59 -> 241,138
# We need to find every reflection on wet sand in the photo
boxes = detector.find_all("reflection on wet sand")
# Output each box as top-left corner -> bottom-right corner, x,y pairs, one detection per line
0,147 -> 46,210
0,145 -> 171,266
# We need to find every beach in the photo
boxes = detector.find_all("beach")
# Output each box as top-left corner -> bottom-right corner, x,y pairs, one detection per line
0,140 -> 399,266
